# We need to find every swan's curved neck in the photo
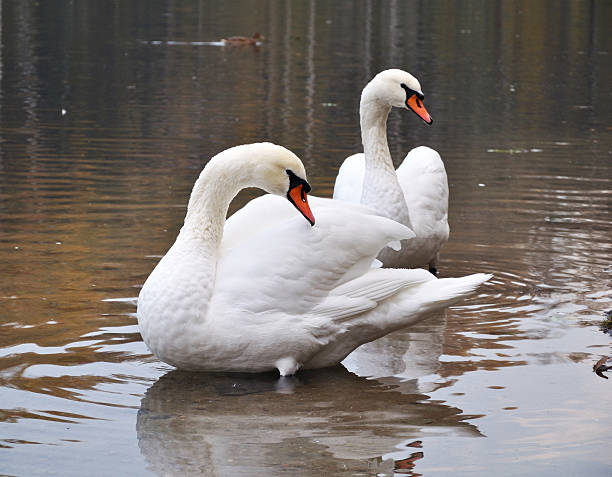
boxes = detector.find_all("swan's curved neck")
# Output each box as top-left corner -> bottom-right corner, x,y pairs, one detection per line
182,156 -> 248,250
359,97 -> 412,227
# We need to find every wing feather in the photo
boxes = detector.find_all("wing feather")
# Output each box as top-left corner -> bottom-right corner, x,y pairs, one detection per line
332,153 -> 365,203
214,196 -> 415,317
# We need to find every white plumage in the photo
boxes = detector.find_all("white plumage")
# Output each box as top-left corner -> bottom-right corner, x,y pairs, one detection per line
138,143 -> 490,376
333,69 -> 449,273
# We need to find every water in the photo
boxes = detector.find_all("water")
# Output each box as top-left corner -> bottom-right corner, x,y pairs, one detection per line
1,1 -> 611,475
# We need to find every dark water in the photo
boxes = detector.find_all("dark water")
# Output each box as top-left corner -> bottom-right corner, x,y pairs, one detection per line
1,1 -> 611,476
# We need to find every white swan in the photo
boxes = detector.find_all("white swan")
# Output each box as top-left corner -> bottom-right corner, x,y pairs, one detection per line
333,69 -> 449,274
137,142 -> 491,376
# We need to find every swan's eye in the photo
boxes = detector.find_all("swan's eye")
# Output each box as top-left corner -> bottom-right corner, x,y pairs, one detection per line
400,83 -> 424,102
286,169 -> 311,193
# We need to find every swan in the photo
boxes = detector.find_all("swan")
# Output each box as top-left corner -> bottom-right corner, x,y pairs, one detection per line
333,69 -> 449,275
137,142 -> 491,376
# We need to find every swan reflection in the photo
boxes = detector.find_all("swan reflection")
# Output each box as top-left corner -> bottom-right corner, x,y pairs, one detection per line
342,312 -> 447,384
137,366 -> 480,476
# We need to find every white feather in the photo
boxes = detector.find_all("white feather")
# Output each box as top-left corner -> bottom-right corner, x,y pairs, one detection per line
333,69 -> 450,271
138,143 -> 491,376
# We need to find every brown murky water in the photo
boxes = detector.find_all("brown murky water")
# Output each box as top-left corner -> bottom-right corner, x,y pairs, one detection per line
1,1 -> 611,476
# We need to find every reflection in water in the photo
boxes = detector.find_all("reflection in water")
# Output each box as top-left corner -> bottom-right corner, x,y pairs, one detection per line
343,311 -> 447,383
137,368 -> 480,476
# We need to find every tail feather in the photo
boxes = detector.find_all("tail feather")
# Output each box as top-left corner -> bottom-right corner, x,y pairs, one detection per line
377,273 -> 493,330
417,273 -> 492,311
303,273 -> 492,370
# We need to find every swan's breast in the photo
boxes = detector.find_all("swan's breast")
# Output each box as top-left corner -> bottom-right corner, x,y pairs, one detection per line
137,243 -> 214,357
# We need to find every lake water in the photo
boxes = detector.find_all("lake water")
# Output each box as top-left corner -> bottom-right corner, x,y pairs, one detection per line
1,1 -> 611,476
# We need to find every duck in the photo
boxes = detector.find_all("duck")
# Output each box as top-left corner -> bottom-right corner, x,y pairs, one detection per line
221,32 -> 264,46
333,69 -> 449,275
137,142 -> 491,376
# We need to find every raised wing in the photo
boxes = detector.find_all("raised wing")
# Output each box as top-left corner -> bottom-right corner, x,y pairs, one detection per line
214,197 -> 414,317
397,146 -> 449,233
332,153 -> 365,203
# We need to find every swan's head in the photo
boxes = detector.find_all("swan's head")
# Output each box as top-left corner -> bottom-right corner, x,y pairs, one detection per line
246,143 -> 315,226
364,69 -> 432,124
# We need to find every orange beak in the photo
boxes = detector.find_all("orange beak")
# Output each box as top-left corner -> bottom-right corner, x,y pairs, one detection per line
288,184 -> 315,226
406,94 -> 432,124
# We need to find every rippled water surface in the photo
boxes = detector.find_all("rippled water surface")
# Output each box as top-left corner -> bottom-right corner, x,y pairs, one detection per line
1,1 -> 611,476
